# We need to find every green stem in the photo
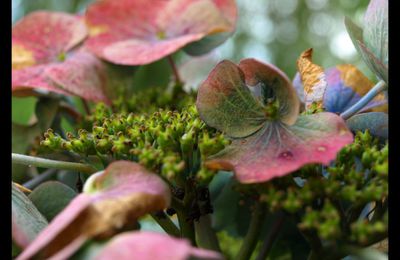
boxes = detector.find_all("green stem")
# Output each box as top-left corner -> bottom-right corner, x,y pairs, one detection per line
256,211 -> 285,260
340,80 -> 387,120
151,212 -> 180,237
176,210 -> 196,245
235,202 -> 266,260
195,215 -> 221,252
12,153 -> 96,174
167,56 -> 182,85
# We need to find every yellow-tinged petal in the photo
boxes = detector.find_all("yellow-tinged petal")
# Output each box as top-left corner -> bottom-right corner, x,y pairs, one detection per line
12,44 -> 35,70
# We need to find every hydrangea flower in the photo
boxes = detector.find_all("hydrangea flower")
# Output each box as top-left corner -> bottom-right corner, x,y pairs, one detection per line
85,0 -> 237,65
196,58 -> 353,184
12,11 -> 110,103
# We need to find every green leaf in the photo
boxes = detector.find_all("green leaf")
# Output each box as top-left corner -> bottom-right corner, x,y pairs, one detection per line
29,181 -> 77,221
12,183 -> 48,249
346,112 -> 388,140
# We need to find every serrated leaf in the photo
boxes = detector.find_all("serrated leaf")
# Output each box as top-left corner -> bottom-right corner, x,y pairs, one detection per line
17,161 -> 171,260
93,231 -> 222,260
293,64 -> 387,114
346,112 -> 388,140
197,59 -> 352,184
12,11 -> 110,103
85,0 -> 236,65
28,181 -> 77,221
12,183 -> 48,249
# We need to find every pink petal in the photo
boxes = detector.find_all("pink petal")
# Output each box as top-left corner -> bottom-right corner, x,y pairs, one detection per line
94,231 -> 222,260
16,195 -> 92,260
206,113 -> 353,184
12,11 -> 87,67
12,50 -> 111,103
85,0 -> 236,65
17,161 -> 171,259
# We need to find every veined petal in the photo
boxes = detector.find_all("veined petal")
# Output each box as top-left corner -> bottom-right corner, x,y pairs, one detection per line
196,60 -> 266,138
206,113 -> 353,184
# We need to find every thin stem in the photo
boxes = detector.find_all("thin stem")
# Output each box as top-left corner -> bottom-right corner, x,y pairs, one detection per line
340,80 -> 387,120
151,212 -> 180,237
194,215 -> 221,252
12,153 -> 97,174
167,56 -> 182,85
81,98 -> 91,115
256,211 -> 285,260
13,182 -> 32,193
235,202 -> 266,260
23,168 -> 58,190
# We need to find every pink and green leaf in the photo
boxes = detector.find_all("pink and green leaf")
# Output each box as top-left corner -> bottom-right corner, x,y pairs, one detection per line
205,113 -> 353,183
293,64 -> 387,114
85,0 -> 236,65
12,183 -> 48,249
17,161 -> 171,260
94,231 -> 222,260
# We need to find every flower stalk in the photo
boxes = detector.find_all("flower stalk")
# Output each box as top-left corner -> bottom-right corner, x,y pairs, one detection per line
340,80 -> 387,119
12,153 -> 97,174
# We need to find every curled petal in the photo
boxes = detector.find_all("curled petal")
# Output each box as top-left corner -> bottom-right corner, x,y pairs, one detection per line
17,161 -> 171,260
296,48 -> 327,111
293,64 -> 387,114
196,60 -> 266,138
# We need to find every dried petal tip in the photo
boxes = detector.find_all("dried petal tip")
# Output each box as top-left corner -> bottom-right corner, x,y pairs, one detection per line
297,48 -> 327,111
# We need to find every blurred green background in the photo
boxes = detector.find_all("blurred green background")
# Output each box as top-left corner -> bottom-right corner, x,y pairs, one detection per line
12,0 -> 372,124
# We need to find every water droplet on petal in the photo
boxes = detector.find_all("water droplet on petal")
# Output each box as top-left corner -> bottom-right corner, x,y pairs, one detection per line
317,146 -> 326,152
278,150 -> 293,159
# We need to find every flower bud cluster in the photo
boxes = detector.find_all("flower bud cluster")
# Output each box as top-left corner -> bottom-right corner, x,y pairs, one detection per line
258,130 -> 387,246
41,103 -> 228,185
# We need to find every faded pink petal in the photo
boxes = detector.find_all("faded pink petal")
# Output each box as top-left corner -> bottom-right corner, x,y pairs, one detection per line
85,0 -> 236,65
17,161 -> 171,260
95,231 -> 222,260
12,11 -> 110,103
206,113 -> 353,183
12,11 -> 87,66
